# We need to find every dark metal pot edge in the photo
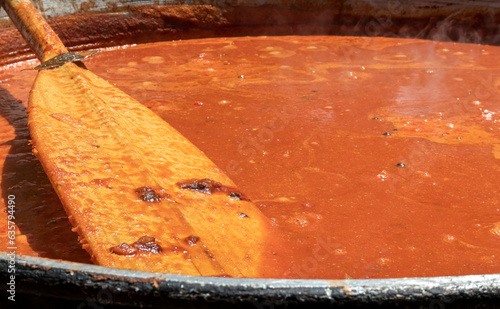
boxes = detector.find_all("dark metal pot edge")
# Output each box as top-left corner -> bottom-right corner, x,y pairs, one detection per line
1,252 -> 500,308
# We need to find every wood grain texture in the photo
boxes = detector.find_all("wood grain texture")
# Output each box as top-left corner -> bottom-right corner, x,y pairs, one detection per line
27,60 -> 273,277
1,0 -> 274,276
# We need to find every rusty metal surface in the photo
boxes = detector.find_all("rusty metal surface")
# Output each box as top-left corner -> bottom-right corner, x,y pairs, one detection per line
2,0 -> 500,24
1,0 -> 500,67
0,0 -> 499,18
1,0 -> 500,59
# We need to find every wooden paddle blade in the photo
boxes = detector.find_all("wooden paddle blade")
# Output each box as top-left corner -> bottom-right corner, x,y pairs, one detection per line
28,62 -> 274,277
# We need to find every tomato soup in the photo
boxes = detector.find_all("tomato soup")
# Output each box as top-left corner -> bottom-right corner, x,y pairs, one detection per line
1,35 -> 499,279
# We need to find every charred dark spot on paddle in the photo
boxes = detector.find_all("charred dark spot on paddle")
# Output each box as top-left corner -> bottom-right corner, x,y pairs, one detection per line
184,235 -> 200,246
110,243 -> 137,256
177,178 -> 219,194
135,186 -> 161,202
205,249 -> 215,260
176,178 -> 249,201
133,236 -> 162,253
229,192 -> 244,200
135,186 -> 170,202
110,236 -> 162,256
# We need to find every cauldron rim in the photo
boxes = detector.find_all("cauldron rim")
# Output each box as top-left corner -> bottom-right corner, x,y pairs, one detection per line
2,252 -> 500,307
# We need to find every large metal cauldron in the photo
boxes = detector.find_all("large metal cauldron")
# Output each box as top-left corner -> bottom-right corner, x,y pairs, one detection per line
1,252 -> 500,308
1,0 -> 500,308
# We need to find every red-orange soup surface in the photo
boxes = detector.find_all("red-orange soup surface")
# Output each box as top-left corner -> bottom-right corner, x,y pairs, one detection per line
1,35 -> 500,279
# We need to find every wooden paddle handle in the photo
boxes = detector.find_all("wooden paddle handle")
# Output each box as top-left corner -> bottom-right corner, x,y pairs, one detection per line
1,0 -> 67,61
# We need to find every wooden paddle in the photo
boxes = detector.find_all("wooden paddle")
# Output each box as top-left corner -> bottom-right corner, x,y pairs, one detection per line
2,0 -> 275,277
